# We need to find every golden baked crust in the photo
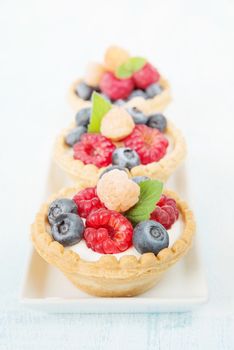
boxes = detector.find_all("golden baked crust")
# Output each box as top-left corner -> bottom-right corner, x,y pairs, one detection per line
53,120 -> 186,187
31,186 -> 195,297
68,76 -> 171,114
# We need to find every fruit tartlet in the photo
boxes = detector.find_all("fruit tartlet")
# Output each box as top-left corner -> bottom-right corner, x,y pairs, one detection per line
54,92 -> 186,186
31,170 -> 195,297
69,46 -> 171,115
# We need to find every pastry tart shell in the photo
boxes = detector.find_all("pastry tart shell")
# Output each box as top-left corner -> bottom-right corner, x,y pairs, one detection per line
31,186 -> 195,297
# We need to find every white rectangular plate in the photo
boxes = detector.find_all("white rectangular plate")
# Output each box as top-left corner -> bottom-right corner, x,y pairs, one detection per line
20,164 -> 208,313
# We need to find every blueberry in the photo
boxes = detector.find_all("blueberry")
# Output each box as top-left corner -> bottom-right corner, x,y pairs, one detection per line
65,126 -> 87,146
112,147 -> 140,170
51,213 -> 84,247
128,89 -> 147,100
127,107 -> 148,124
132,176 -> 150,184
99,165 -> 128,178
133,220 -> 169,255
75,82 -> 94,100
48,199 -> 77,225
75,107 -> 91,127
114,99 -> 125,106
147,113 -> 167,132
145,83 -> 163,99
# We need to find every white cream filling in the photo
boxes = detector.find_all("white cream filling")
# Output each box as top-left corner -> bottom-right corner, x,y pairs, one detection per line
69,215 -> 183,261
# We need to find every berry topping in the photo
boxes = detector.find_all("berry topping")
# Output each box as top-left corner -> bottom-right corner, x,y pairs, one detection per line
124,125 -> 168,164
128,89 -> 147,100
73,187 -> 105,218
133,220 -> 169,255
73,133 -> 116,167
150,194 -> 179,229
75,82 -> 94,100
51,213 -> 84,247
147,113 -> 167,132
112,147 -> 140,170
126,107 -> 148,124
65,126 -> 87,147
132,176 -> 150,184
133,63 -> 160,89
99,165 -> 127,178
48,199 -> 77,225
97,169 -> 140,212
104,46 -> 130,72
100,107 -> 134,141
84,208 -> 133,253
84,62 -> 105,87
75,107 -> 91,127
145,83 -> 162,99
100,72 -> 134,101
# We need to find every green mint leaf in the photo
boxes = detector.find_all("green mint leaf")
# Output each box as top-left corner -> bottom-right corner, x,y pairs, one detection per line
116,57 -> 146,78
116,61 -> 133,79
88,92 -> 112,133
125,180 -> 163,226
130,57 -> 147,71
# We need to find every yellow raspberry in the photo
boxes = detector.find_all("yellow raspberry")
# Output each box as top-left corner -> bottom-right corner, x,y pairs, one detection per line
97,169 -> 140,212
104,46 -> 130,72
100,106 -> 134,141
125,97 -> 151,116
84,62 -> 105,87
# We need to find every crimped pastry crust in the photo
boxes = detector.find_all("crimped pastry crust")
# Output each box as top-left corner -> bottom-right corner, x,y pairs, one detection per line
31,187 -> 195,297
53,121 -> 186,187
68,76 -> 171,114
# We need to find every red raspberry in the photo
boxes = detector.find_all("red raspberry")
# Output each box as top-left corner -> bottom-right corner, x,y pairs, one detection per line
73,133 -> 116,168
124,125 -> 168,164
133,63 -> 160,89
100,72 -> 134,101
73,187 -> 106,218
84,208 -> 133,254
150,195 -> 179,229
